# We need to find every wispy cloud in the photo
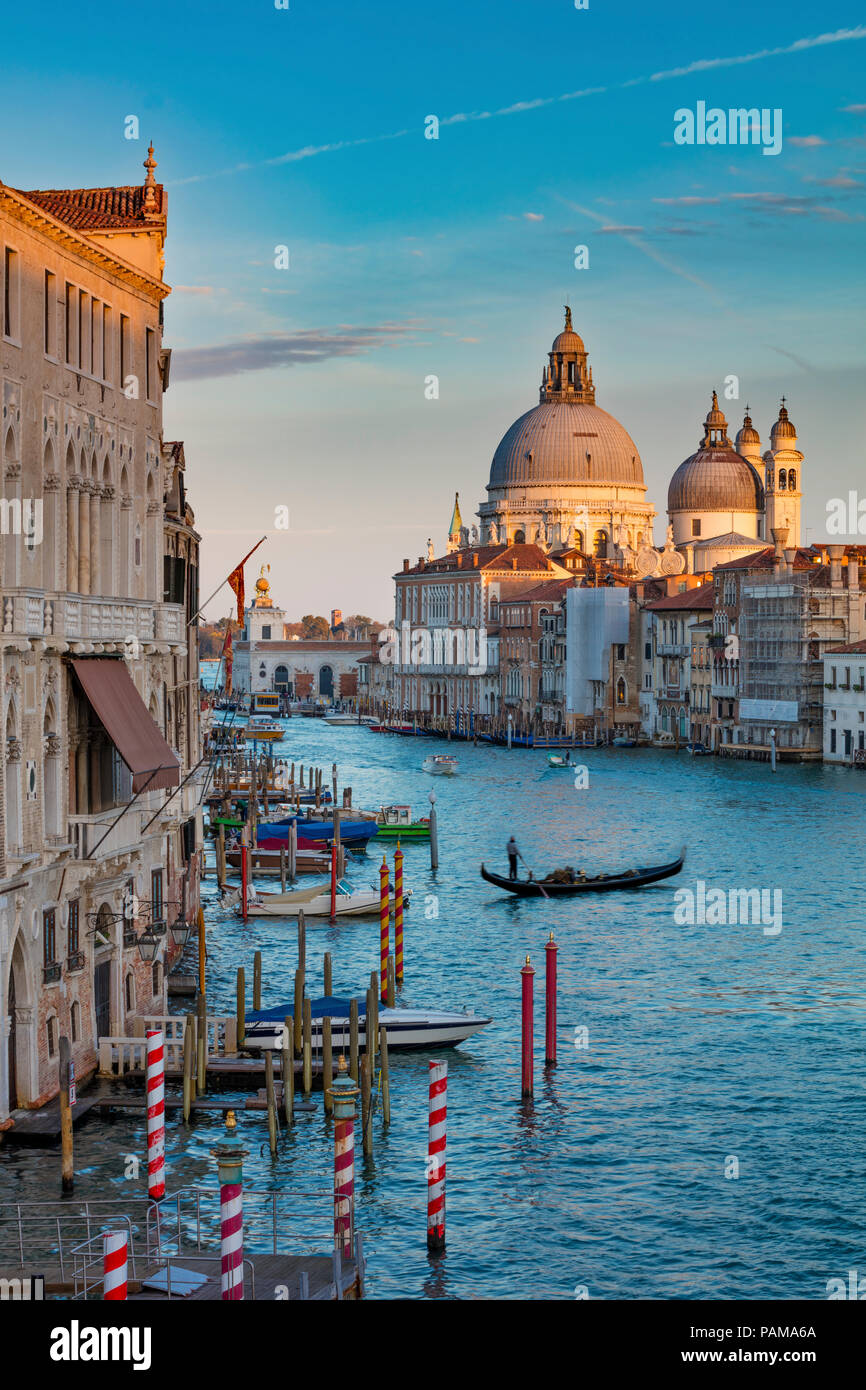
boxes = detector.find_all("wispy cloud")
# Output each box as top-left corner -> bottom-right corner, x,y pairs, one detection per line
841,103 -> 866,113
559,198 -> 725,303
599,224 -> 645,234
789,135 -> 827,147
523,212 -> 544,221
172,321 -> 421,382
167,28 -> 866,188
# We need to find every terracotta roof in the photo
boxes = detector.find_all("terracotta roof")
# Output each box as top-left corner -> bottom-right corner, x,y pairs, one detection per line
825,640 -> 866,654
398,543 -> 562,578
714,546 -> 817,572
500,578 -> 573,606
16,184 -> 165,230
645,583 -> 715,613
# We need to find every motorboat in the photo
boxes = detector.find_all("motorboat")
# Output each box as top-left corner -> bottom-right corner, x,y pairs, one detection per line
612,736 -> 637,748
547,753 -> 572,768
480,849 -> 686,896
243,995 -> 492,1051
374,805 -> 431,839
423,754 -> 457,775
255,817 -> 379,850
241,879 -> 412,918
243,715 -> 284,743
686,742 -> 712,756
225,846 -> 331,874
324,714 -> 360,726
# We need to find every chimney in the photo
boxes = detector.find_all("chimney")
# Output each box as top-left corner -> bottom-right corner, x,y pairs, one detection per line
771,526 -> 788,577
828,543 -> 845,588
848,555 -> 861,593
784,547 -> 797,574
403,559 -> 410,573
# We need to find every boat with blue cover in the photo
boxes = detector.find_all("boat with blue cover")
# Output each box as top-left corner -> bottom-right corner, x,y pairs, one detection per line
243,995 -> 492,1050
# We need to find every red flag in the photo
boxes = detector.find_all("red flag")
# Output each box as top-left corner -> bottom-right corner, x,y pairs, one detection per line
227,565 -> 245,625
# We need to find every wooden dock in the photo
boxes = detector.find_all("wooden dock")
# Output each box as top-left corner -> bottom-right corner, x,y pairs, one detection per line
0,1253 -> 361,1301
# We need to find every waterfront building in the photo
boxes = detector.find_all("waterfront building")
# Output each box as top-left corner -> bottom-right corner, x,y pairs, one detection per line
689,620 -> 714,746
822,641 -> 866,764
669,396 -> 805,572
499,578 -> 572,729
233,570 -> 373,701
391,542 -> 567,722
643,585 -> 714,742
0,152 -> 201,1122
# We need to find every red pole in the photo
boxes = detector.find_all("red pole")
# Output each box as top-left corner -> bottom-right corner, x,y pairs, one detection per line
544,932 -> 557,1065
103,1231 -> 128,1300
379,857 -> 389,1003
394,842 -> 404,984
241,825 -> 249,921
520,955 -> 535,1098
426,1060 -> 447,1252
330,841 -> 337,924
145,1029 -> 165,1199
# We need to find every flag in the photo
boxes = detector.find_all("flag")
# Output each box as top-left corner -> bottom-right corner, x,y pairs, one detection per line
227,565 -> 245,624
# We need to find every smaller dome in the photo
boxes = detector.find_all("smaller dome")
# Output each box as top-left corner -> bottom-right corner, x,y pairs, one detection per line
735,409 -> 760,448
551,328 -> 585,354
771,402 -> 797,442
703,390 -> 727,433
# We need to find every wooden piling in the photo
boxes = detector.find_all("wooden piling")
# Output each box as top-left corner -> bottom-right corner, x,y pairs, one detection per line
387,954 -> 396,1009
365,987 -> 375,1063
288,822 -> 297,881
361,1054 -> 373,1156
368,973 -> 379,1057
195,993 -> 207,1095
237,967 -> 246,1049
302,996 -> 312,1096
379,1024 -> 390,1126
293,968 -> 304,1055
253,950 -> 262,1011
322,1016 -> 333,1114
182,1013 -> 194,1123
349,999 -> 359,1083
217,822 -> 226,889
280,847 -> 287,893
324,951 -> 333,996
197,907 -> 207,996
59,1036 -> 74,1194
282,1017 -> 294,1126
297,909 -> 306,976
265,1051 -> 278,1155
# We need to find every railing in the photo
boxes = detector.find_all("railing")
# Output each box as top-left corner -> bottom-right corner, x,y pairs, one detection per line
98,1015 -> 238,1074
0,589 -> 186,646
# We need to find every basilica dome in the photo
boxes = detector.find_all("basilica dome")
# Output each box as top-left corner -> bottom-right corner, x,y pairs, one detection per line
489,400 -> 644,488
668,393 -> 764,513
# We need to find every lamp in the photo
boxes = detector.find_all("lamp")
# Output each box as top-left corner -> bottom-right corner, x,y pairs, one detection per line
136,928 -> 161,963
170,912 -> 191,949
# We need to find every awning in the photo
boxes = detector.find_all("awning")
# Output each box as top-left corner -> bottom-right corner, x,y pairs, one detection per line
71,658 -> 181,792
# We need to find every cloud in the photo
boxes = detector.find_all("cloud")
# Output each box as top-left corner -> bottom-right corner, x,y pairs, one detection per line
789,135 -> 827,147
559,197 -> 725,302
842,103 -> 866,113
653,196 -> 721,205
523,212 -> 544,221
173,285 -> 219,295
599,224 -> 645,234
172,321 -> 421,382
808,174 -> 864,187
645,25 -> 866,82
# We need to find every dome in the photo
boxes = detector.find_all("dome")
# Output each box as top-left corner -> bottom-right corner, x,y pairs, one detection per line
551,328 -> 585,354
489,400 -> 644,488
735,410 -> 761,449
771,402 -> 797,443
668,447 -> 764,512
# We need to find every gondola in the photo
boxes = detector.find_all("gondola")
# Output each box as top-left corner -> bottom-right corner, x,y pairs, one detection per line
480,849 -> 685,896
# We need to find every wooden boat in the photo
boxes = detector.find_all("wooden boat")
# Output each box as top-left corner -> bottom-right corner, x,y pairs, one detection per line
612,736 -> 637,748
374,805 -> 431,839
479,849 -> 685,896
244,996 -> 492,1051
547,753 -> 572,768
225,847 -> 330,874
687,742 -> 712,756
423,754 -> 457,776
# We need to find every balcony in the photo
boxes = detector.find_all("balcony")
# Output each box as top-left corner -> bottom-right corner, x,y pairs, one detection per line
66,951 -> 85,973
657,642 -> 688,656
1,590 -> 186,651
42,962 -> 61,984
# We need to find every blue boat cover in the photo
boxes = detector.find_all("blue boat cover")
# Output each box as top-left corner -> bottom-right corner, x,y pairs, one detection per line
247,995 -> 364,1023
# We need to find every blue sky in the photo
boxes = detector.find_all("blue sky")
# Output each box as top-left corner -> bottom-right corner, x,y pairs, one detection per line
3,0 -> 865,616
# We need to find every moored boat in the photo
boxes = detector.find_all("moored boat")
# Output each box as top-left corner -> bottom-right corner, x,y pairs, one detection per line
374,805 -> 431,839
243,996 -> 492,1050
241,880 -> 412,918
480,849 -> 685,896
243,715 -> 284,743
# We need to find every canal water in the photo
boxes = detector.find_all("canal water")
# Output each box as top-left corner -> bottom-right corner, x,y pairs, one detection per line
4,723 -> 865,1300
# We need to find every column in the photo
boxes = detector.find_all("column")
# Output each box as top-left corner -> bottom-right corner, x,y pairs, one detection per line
89,482 -> 101,596
78,482 -> 91,595
66,477 -> 80,593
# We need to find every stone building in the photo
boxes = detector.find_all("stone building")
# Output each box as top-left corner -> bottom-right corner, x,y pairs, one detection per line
643,585 -> 714,742
499,578 -> 572,729
822,640 -> 866,763
0,152 -> 201,1123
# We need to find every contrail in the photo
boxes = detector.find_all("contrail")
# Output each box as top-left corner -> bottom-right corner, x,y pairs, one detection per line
167,27 -> 866,188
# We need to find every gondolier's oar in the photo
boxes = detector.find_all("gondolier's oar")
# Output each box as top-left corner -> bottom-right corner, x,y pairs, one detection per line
518,851 -> 550,900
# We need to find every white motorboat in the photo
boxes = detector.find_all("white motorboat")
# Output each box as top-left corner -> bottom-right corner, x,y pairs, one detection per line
423,754 -> 458,776
240,879 -> 411,918
243,714 -> 283,743
324,714 -> 360,726
243,995 -> 492,1050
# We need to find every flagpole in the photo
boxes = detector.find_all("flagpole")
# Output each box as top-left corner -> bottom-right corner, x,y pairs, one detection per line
187,535 -> 268,627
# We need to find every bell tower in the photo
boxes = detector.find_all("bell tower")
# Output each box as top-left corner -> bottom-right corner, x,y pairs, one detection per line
764,399 -> 803,547
540,306 -> 596,404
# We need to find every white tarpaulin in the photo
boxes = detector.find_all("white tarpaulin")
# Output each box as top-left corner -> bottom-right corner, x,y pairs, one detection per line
565,587 -> 630,715
739,698 -> 798,722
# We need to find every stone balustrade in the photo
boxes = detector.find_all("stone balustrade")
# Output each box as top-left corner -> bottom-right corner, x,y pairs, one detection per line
0,589 -> 186,648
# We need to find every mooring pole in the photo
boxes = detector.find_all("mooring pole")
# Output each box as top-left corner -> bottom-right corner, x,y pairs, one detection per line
544,931 -> 557,1066
426,1060 -> 447,1252
521,955 -> 535,1099
59,1036 -> 74,1194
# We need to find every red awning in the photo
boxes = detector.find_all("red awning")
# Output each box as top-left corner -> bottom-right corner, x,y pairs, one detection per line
71,658 -> 181,793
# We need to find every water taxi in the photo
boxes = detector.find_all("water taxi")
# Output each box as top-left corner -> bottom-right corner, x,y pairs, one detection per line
374,805 -> 431,839
423,754 -> 458,776
243,714 -> 284,743
244,996 -> 492,1051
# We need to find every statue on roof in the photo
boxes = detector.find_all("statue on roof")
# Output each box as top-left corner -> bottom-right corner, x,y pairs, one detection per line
564,304 -> 573,331
426,537 -> 435,561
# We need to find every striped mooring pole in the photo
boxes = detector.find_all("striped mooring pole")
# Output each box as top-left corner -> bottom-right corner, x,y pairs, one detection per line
329,1056 -> 360,1257
545,931 -> 557,1066
211,1110 -> 248,1300
102,1231 -> 128,1301
145,1029 -> 165,1200
521,955 -> 535,1098
426,1060 -> 447,1253
394,842 -> 404,984
379,856 -> 390,1004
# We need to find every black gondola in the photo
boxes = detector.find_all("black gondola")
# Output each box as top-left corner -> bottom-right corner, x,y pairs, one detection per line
480,849 -> 686,896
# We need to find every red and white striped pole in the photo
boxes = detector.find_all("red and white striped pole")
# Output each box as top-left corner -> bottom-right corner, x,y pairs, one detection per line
102,1230 -> 128,1301
379,856 -> 389,1003
521,955 -> 535,1099
426,1060 -> 447,1252
241,825 -> 249,921
329,1056 -> 360,1257
394,843 -> 404,984
329,840 -> 337,924
211,1110 -> 248,1300
545,931 -> 557,1066
145,1029 -> 165,1200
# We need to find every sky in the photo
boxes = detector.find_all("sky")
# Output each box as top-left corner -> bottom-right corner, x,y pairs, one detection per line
2,0 -> 865,618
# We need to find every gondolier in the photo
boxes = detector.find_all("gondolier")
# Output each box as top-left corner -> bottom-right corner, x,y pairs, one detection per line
506,836 -> 519,881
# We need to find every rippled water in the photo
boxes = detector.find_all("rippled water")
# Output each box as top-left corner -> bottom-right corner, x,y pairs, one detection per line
4,724 -> 866,1299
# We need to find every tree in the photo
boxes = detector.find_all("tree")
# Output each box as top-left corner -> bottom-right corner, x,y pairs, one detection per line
301,614 -> 330,639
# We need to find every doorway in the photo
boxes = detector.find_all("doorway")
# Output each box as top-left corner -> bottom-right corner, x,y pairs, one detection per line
7,969 -> 16,1110
94,959 -> 111,1039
